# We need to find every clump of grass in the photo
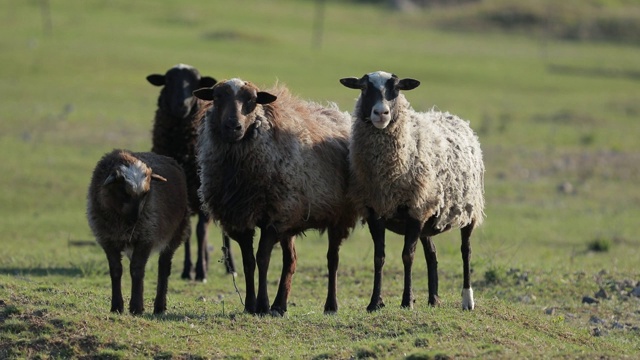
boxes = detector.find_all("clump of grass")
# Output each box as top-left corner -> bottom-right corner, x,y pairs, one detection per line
484,266 -> 506,285
588,237 -> 611,252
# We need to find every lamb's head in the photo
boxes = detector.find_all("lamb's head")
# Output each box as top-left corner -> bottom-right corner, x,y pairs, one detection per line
340,71 -> 420,129
100,151 -> 167,222
147,64 -> 217,119
193,78 -> 277,143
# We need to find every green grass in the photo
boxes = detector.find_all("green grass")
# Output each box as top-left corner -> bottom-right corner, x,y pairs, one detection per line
1,0 -> 640,358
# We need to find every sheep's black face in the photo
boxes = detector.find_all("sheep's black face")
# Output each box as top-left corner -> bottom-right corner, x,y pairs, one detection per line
147,64 -> 216,119
196,79 -> 276,143
340,71 -> 420,129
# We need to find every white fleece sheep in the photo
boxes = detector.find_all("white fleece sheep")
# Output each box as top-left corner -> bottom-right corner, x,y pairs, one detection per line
341,71 -> 485,311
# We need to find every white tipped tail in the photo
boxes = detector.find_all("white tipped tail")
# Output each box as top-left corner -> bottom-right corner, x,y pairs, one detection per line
462,288 -> 475,310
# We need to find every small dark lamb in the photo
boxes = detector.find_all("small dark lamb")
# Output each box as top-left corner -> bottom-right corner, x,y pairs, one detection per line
147,63 -> 236,281
87,150 -> 190,315
341,71 -> 485,311
194,79 -> 357,315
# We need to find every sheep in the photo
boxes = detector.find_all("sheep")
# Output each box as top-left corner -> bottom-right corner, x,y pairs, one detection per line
147,64 -> 237,281
193,78 -> 357,315
86,150 -> 190,314
340,71 -> 485,311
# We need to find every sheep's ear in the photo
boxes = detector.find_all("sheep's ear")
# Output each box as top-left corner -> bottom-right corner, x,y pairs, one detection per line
151,174 -> 167,182
103,171 -> 119,186
200,76 -> 217,88
193,87 -> 214,101
146,74 -> 165,86
396,78 -> 420,91
340,77 -> 363,90
256,92 -> 277,104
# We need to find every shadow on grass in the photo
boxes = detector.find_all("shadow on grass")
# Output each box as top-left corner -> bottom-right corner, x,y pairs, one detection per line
0,267 -> 83,277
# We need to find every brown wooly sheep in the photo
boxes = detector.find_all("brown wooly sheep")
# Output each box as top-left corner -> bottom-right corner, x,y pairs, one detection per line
87,150 -> 190,314
194,79 -> 356,315
147,63 -> 236,281
340,71 -> 485,312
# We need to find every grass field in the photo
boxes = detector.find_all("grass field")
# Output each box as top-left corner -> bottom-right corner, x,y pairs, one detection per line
1,0 -> 639,358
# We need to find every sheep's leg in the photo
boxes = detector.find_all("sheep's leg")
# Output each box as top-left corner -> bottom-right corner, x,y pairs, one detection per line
256,227 -> 278,315
194,210 -> 210,282
461,222 -> 475,310
129,245 -> 153,315
232,229 -> 257,313
401,217 -> 421,309
103,245 -> 124,313
180,231 -> 193,280
222,233 -> 237,275
271,234 -> 296,316
324,227 -> 343,314
366,211 -> 386,312
154,241 -> 180,314
420,236 -> 440,306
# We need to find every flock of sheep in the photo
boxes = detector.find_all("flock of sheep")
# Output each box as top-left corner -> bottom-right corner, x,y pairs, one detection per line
86,64 -> 485,316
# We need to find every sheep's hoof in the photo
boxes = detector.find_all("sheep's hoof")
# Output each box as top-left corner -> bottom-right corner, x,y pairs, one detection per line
366,300 -> 385,312
180,270 -> 193,280
428,295 -> 441,307
270,308 -> 286,317
461,288 -> 475,311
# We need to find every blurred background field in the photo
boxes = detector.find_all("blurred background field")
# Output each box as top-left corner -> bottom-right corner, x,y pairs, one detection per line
1,0 -> 639,358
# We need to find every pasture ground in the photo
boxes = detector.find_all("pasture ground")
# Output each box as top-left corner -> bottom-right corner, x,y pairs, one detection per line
1,0 -> 639,358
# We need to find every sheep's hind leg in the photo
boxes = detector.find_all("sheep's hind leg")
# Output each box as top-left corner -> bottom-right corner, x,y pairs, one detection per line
180,228 -> 193,280
401,217 -> 421,309
222,233 -> 237,276
256,227 -> 278,315
271,234 -> 296,316
461,222 -> 475,310
366,211 -> 386,312
420,236 -> 440,306
324,227 -> 343,314
194,211 -> 210,282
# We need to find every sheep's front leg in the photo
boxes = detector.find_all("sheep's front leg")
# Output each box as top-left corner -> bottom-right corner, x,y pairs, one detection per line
129,245 -> 153,315
256,227 -> 278,315
194,210 -> 210,282
401,217 -> 421,309
231,230 -> 257,314
461,223 -> 475,310
366,210 -> 386,312
103,244 -> 124,313
271,234 -> 296,316
420,236 -> 440,306
324,227 -> 343,314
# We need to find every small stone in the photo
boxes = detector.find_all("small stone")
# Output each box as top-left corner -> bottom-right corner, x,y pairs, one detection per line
592,327 -> 605,337
545,307 -> 557,315
594,288 -> 608,299
630,286 -> 640,297
611,322 -> 625,330
582,296 -> 599,304
589,316 -> 605,325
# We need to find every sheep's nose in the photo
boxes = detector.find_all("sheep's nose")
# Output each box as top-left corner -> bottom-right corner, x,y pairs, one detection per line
373,109 -> 390,116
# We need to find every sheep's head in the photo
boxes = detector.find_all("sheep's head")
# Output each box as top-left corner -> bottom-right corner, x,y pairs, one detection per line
101,152 -> 167,223
340,71 -> 420,129
147,64 -> 217,119
193,78 -> 277,143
